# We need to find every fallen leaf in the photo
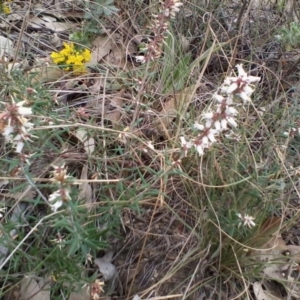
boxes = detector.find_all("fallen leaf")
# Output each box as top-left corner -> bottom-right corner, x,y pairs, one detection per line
95,252 -> 117,281
252,236 -> 287,262
74,128 -> 95,155
3,283 -> 21,300
253,282 -> 281,300
89,36 -> 113,65
88,77 -> 106,93
78,164 -> 93,205
105,43 -> 126,69
0,36 -> 14,58
68,284 -> 90,300
156,85 -> 195,133
250,216 -> 283,249
286,244 -> 300,262
28,64 -> 64,84
28,15 -> 75,32
20,276 -> 50,300
104,90 -> 125,124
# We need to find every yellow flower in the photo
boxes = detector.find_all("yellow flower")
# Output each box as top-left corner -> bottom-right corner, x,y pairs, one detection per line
66,55 -> 84,65
50,52 -> 66,64
2,5 -> 11,14
82,49 -> 91,62
50,42 -> 91,74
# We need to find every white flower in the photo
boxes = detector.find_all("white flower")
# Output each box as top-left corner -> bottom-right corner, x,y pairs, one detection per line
225,107 -> 238,116
227,117 -> 237,128
180,136 -> 192,148
236,64 -> 260,83
221,119 -> 228,130
237,213 -> 256,228
214,120 -> 221,131
48,190 -> 69,212
238,91 -> 251,102
202,135 -> 209,145
17,106 -> 32,116
2,125 -> 14,137
207,129 -> 217,143
204,112 -> 214,119
226,82 -> 239,94
146,141 -> 155,150
180,136 -> 192,156
15,141 -> 24,153
135,55 -> 146,63
214,94 -> 224,103
195,144 -> 204,156
194,123 -> 204,131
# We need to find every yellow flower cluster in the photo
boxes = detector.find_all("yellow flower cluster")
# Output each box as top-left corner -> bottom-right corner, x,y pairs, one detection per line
1,0 -> 12,14
50,42 -> 91,74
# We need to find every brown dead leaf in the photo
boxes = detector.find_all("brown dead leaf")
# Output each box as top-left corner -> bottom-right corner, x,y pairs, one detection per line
253,282 -> 282,300
104,90 -> 125,124
105,44 -> 126,69
156,85 -> 195,133
68,285 -> 90,300
250,216 -> 283,249
252,236 -> 287,262
95,252 -> 117,282
73,129 -> 95,155
20,276 -> 50,300
28,15 -> 75,32
28,64 -> 64,84
263,264 -> 300,298
78,164 -> 93,205
286,244 -> 300,262
89,36 -> 113,65
3,283 -> 21,300
88,77 -> 106,94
